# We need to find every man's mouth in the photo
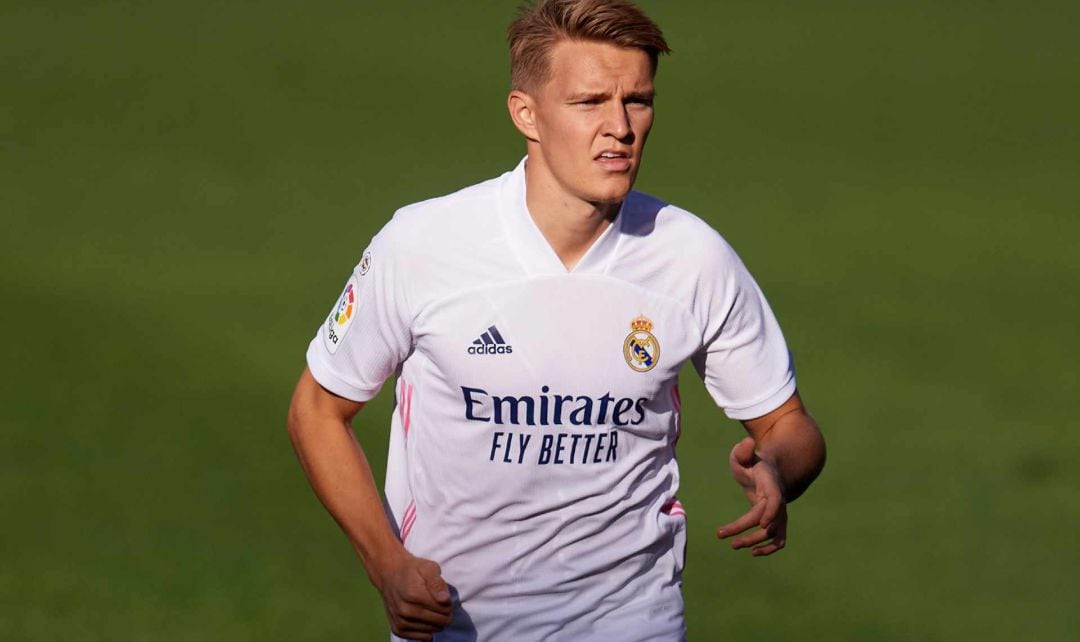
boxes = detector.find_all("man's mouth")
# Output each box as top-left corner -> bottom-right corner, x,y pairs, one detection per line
595,150 -> 632,171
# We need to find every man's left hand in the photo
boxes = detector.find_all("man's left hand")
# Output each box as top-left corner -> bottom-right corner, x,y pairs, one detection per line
716,436 -> 788,557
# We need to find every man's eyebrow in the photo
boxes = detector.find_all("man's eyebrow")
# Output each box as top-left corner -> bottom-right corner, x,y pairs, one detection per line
565,90 -> 656,102
565,91 -> 610,102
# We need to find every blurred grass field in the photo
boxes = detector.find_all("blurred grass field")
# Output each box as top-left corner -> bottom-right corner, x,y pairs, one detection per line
2,1 -> 1078,640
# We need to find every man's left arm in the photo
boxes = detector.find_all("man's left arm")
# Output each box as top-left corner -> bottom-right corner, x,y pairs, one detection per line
717,391 -> 826,556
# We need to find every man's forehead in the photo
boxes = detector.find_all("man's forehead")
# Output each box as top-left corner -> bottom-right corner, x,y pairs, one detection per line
545,40 -> 654,93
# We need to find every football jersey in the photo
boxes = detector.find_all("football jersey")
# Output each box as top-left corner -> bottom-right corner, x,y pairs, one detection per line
306,158 -> 795,641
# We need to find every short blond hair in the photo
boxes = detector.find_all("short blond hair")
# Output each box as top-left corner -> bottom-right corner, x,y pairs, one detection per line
507,0 -> 670,92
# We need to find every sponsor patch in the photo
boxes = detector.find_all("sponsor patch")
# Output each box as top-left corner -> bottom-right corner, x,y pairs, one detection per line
324,275 -> 359,354
358,250 -> 372,276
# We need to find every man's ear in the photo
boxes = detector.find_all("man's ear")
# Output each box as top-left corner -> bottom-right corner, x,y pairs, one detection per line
508,90 -> 540,142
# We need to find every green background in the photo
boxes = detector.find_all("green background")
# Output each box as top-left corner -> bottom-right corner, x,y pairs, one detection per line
3,1 -> 1077,640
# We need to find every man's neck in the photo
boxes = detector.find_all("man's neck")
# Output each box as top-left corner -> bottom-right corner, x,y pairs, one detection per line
523,156 -> 621,272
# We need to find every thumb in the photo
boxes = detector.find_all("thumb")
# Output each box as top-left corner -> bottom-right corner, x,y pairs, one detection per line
730,437 -> 757,469
418,560 -> 451,604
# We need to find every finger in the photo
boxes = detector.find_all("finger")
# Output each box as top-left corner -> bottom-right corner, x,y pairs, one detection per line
394,619 -> 440,636
396,616 -> 448,636
729,437 -> 756,469
716,499 -> 765,539
752,520 -> 787,557
751,534 -> 787,556
730,522 -> 776,549
391,626 -> 433,642
756,475 -> 784,528
391,620 -> 435,641
390,613 -> 450,641
401,590 -> 453,617
751,539 -> 786,557
399,579 -> 452,616
729,438 -> 759,489
397,602 -> 454,627
417,561 -> 453,606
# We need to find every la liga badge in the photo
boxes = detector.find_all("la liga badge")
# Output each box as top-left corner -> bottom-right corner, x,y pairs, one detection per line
325,275 -> 359,354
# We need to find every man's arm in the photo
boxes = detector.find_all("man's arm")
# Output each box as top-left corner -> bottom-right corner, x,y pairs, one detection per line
717,391 -> 826,556
287,367 -> 452,641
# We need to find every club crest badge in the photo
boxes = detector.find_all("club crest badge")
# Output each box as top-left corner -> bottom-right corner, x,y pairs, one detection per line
623,315 -> 659,372
324,275 -> 359,354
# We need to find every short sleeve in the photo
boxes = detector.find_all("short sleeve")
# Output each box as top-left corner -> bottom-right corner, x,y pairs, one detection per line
692,236 -> 796,421
305,218 -> 414,402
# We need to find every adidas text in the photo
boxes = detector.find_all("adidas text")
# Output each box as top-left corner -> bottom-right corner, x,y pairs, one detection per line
468,344 -> 513,355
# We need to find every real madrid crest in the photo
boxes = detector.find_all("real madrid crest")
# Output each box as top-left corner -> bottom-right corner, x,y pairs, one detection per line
623,315 -> 660,372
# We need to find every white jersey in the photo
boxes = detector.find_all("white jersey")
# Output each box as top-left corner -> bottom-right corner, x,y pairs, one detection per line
306,158 -> 795,641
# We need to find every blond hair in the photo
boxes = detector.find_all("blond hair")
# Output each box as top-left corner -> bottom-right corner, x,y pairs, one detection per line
507,0 -> 670,92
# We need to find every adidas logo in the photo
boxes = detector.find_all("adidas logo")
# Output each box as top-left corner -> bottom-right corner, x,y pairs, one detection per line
467,325 -> 513,355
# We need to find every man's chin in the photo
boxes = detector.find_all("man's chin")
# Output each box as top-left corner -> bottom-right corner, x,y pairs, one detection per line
588,176 -> 636,205
593,187 -> 634,205
590,194 -> 628,207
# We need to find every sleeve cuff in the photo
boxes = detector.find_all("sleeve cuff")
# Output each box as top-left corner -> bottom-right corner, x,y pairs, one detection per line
305,344 -> 382,403
722,375 -> 797,421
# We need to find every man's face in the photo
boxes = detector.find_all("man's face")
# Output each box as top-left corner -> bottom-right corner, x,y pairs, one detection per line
527,40 -> 655,205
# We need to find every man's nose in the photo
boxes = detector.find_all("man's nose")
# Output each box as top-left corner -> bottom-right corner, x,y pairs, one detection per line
603,102 -> 632,141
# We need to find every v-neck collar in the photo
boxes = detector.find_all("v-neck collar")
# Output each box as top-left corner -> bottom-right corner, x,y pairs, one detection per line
499,157 -> 624,277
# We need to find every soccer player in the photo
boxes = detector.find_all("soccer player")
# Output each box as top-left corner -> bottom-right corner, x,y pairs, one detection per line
287,0 -> 826,640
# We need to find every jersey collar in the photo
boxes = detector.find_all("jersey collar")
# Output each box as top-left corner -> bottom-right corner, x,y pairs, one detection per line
499,157 -> 624,277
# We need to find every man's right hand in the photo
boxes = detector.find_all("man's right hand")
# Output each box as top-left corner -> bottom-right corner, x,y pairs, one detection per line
374,553 -> 454,641
287,370 -> 454,639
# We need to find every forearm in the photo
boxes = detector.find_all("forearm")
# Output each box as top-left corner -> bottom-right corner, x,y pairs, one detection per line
752,407 -> 826,502
288,405 -> 407,589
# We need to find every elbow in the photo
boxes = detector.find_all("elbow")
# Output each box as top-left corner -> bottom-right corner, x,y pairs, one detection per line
809,443 -> 826,492
800,426 -> 827,497
286,399 -> 307,447
287,378 -> 314,443
286,401 -> 302,439
783,417 -> 826,503
811,425 -> 827,475
804,421 -> 827,483
287,388 -> 323,444
287,367 -> 320,442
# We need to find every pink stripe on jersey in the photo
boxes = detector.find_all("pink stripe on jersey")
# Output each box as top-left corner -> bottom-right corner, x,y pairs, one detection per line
401,515 -> 417,542
661,499 -> 687,519
397,379 -> 414,438
400,500 -> 417,542
661,386 -> 687,520
397,379 -> 405,423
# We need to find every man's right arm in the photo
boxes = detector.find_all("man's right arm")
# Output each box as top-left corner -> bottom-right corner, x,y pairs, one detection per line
287,367 -> 452,641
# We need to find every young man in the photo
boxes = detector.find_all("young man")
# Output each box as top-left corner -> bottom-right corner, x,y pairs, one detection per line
288,1 -> 825,640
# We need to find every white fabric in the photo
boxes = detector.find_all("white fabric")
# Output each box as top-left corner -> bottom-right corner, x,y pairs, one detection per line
306,158 -> 795,641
